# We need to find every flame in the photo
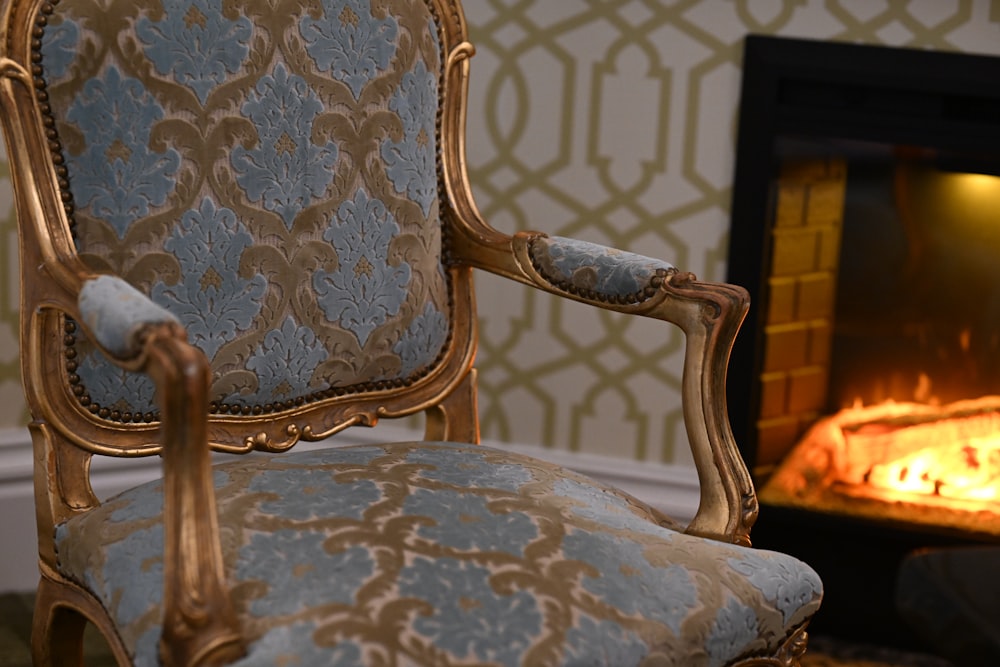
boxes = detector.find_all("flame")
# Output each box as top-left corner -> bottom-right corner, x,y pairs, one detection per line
866,437 -> 1000,502
836,368 -> 1000,505
759,394 -> 1000,535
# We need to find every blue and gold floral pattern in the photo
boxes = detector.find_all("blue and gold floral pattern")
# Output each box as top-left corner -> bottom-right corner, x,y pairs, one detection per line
231,63 -> 339,228
403,487 -> 538,555
100,525 -> 165,626
228,622 -> 359,666
39,0 -> 451,416
37,17 -> 78,78
54,442 -> 823,666
531,235 -> 676,300
564,529 -> 699,633
248,466 -> 380,521
75,353 -> 157,413
65,65 -> 181,238
314,189 -> 412,346
564,614 -> 650,666
399,556 -> 544,664
237,532 -> 375,616
137,0 -> 253,105
382,60 -> 439,216
241,316 -> 329,405
151,198 -> 267,360
707,597 -> 762,667
300,0 -> 399,100
393,303 -> 448,377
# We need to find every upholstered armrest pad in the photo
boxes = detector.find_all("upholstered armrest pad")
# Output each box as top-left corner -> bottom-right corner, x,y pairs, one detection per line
78,275 -> 179,359
529,236 -> 676,302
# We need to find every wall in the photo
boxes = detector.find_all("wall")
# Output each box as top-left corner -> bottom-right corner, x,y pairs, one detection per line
461,0 -> 1000,464
0,0 -> 999,463
0,157 -> 23,427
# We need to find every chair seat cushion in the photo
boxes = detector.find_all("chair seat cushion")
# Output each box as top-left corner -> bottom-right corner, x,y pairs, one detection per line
55,442 -> 822,666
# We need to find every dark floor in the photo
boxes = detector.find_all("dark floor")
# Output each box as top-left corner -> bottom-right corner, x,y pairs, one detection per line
0,591 -> 956,667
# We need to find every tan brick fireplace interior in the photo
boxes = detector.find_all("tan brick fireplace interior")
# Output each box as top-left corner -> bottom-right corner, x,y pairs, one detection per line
757,158 -> 847,469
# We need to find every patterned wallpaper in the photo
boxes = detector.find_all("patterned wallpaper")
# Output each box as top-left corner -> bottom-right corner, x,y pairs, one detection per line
0,153 -> 21,428
1,1 -> 999,464
461,0 -> 1000,464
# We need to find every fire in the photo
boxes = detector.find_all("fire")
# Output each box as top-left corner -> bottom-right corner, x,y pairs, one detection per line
760,396 -> 1000,536
835,399 -> 1000,508
834,365 -> 1000,506
865,437 -> 1000,503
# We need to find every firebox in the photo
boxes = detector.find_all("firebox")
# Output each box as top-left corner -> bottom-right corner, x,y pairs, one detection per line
726,35 -> 1000,650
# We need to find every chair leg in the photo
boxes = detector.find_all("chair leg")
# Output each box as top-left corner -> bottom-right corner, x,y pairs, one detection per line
32,572 -> 131,667
32,575 -> 87,667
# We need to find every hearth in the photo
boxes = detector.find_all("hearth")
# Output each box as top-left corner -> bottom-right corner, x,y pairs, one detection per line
765,398 -> 1000,538
726,35 -> 1000,651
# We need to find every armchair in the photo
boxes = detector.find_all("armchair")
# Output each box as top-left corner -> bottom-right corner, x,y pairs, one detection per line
0,0 -> 822,665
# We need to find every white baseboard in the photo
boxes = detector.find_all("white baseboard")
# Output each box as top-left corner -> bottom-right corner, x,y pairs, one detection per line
0,425 -> 701,593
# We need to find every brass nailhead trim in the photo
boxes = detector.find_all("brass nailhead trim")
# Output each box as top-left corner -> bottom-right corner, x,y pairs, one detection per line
527,237 -> 675,305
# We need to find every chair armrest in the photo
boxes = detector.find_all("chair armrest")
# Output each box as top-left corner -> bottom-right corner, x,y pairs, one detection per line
77,275 -> 179,359
450,226 -> 757,545
528,235 -> 675,304
144,329 -> 246,665
74,274 -> 244,664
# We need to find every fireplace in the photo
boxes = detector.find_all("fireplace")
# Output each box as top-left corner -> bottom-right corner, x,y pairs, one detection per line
726,35 -> 1000,650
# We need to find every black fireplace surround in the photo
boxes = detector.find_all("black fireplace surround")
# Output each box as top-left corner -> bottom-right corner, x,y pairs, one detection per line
725,35 -> 1000,652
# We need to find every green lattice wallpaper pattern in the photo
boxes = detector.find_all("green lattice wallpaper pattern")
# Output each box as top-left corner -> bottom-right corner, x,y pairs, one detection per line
1,1 -> 999,464
462,0 -> 1000,464
0,151 -> 23,428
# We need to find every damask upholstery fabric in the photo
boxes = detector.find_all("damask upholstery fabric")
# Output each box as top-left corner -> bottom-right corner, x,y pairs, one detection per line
39,0 -> 451,416
78,275 -> 180,358
530,235 -> 676,301
55,442 -> 822,667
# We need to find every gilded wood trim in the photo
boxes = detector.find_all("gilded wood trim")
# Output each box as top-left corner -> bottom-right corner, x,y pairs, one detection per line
729,625 -> 811,666
449,228 -> 758,543
145,325 -> 245,666
424,366 -> 479,443
33,564 -> 132,667
662,275 -> 757,545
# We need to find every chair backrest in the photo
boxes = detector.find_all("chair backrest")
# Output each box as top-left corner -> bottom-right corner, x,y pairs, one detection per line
4,0 -> 478,456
